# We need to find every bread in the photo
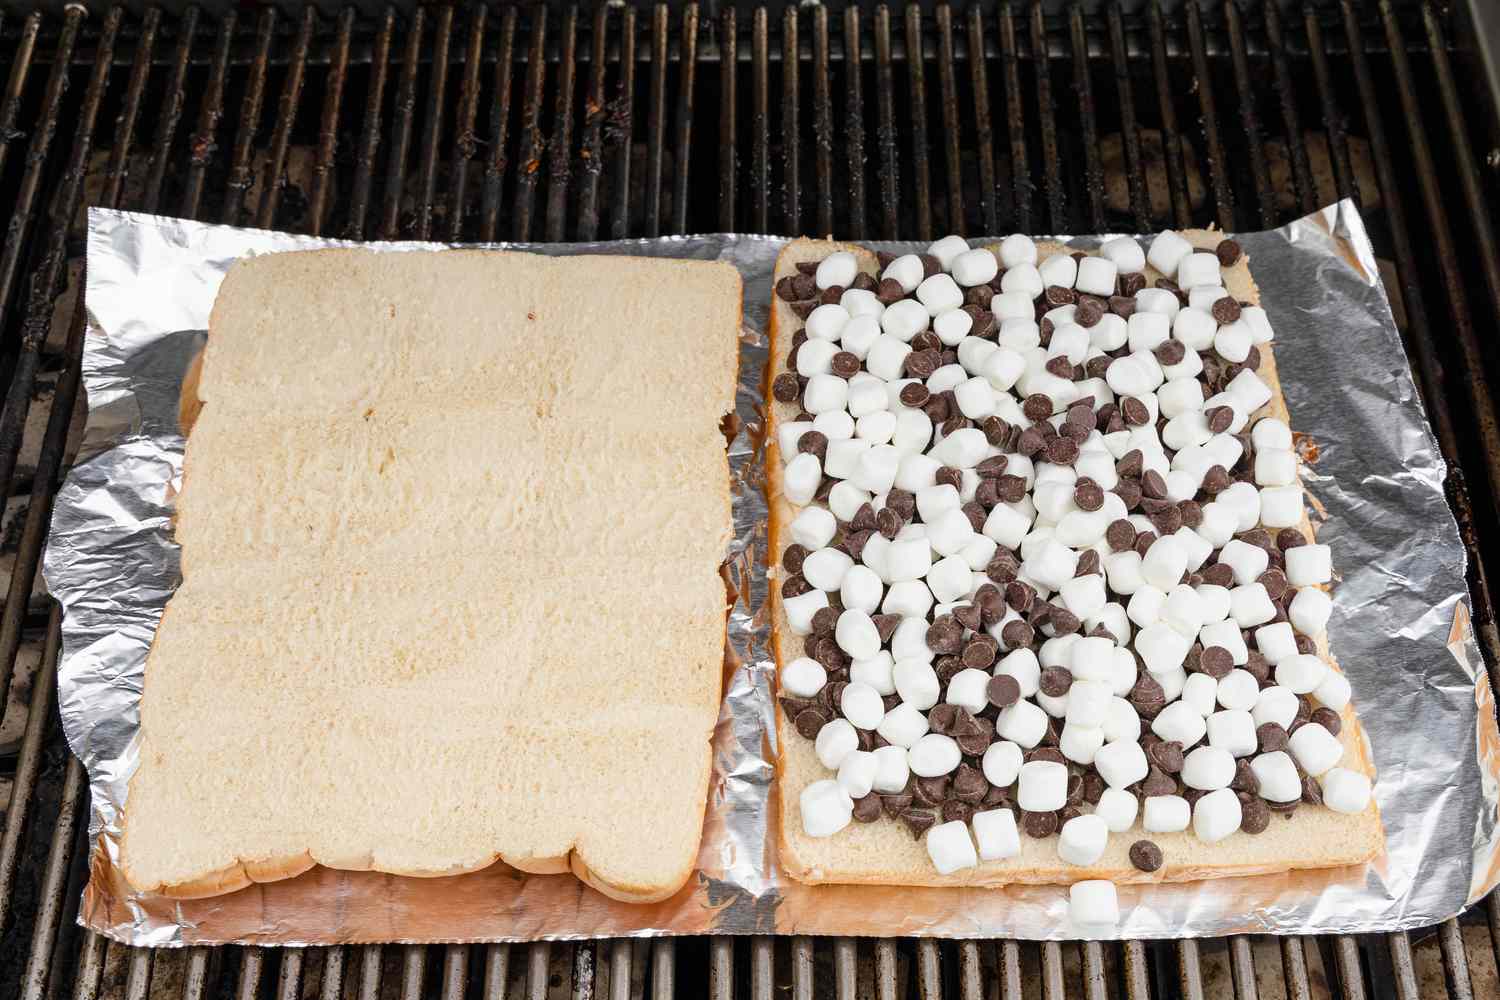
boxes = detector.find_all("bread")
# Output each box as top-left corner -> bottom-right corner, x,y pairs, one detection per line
767,235 -> 1384,886
118,248 -> 742,903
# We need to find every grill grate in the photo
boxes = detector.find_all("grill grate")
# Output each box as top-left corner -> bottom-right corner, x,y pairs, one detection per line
1,2 -> 1499,997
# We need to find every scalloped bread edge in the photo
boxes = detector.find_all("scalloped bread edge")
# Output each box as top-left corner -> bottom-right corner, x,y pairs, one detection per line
766,235 -> 1384,887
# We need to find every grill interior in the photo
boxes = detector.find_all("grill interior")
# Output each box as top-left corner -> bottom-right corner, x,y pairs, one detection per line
2,1 -> 1500,997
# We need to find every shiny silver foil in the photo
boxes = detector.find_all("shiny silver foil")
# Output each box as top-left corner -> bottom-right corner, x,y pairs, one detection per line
46,201 -> 1500,945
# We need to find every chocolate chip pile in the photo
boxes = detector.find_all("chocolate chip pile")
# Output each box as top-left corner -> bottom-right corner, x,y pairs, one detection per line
773,232 -> 1373,888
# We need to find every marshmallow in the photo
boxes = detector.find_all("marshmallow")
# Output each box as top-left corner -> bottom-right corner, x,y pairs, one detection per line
891,409 -> 934,455
1152,700 -> 1208,747
882,579 -> 933,620
837,749 -> 878,798
1061,723 -> 1106,765
1285,544 -> 1332,586
796,337 -> 839,375
851,651 -> 896,695
1226,368 -> 1273,413
928,505 -> 976,555
927,235 -> 971,270
917,273 -> 964,315
1039,253 -> 1079,289
1313,668 -> 1352,713
1217,670 -> 1260,712
952,248 -> 1000,287
885,537 -> 934,584
1190,286 -> 1229,311
840,680 -> 886,730
894,657 -> 941,710
999,234 -> 1039,268
1141,535 -> 1189,590
841,288 -> 884,319
946,668 -> 993,715
866,334 -> 914,381
1254,622 -> 1298,665
800,779 -> 854,837
872,744 -> 911,793
1258,485 -> 1303,529
1075,257 -> 1118,297
783,589 -> 829,635
790,506 -> 838,551
840,565 -> 884,616
1100,236 -> 1146,273
815,251 -> 859,290
823,438 -> 870,481
877,702 -> 930,748
1147,230 -> 1194,276
973,808 -> 1022,861
1218,539 -> 1270,586
1069,880 -> 1120,928
1196,584 -> 1232,624
933,309 -> 973,348
815,718 -> 859,770
803,373 -> 850,415
1176,252 -> 1222,289
1136,623 -> 1192,675
803,547 -> 854,592
1059,575 -> 1108,624
1251,417 -> 1293,450
1288,722 -> 1343,776
783,452 -> 822,506
1105,354 -> 1156,397
1068,636 -> 1116,685
909,733 -> 963,777
1181,673 -> 1219,718
854,444 -> 902,495
1182,745 -> 1236,790
1253,685 -> 1300,730
1135,287 -> 1181,319
883,254 -> 925,293
1276,653 -> 1327,695
813,410 -> 855,442
848,380 -> 890,420
1105,551 -> 1146,595
1242,305 -> 1275,344
1001,264 -> 1043,298
840,314 -> 883,359
1254,448 -> 1298,488
1103,696 -> 1142,742
1251,750 -> 1303,802
993,293 -> 1036,325
1094,739 -> 1149,789
1173,308 -> 1217,352
1199,618 -> 1248,665
1066,679 -> 1114,728
782,657 -> 828,699
932,427 -> 990,468
1229,582 -> 1276,628
1214,322 -> 1252,363
996,648 -> 1043,699
1018,759 -> 1069,812
928,555 -> 973,603
1322,767 -> 1373,814
1143,795 -> 1191,833
1058,814 -> 1110,865
926,820 -> 980,874
1206,709 -> 1257,758
1127,585 -> 1167,628
806,305 -> 851,344
1157,376 -> 1205,419
1023,540 -> 1080,591
1191,787 -> 1241,844
1090,313 -> 1129,352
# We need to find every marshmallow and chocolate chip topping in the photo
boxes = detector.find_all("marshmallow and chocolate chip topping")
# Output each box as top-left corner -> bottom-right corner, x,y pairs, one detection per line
773,232 -> 1372,895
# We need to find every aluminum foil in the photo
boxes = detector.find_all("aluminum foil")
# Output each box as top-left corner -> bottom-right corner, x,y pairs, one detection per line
47,201 -> 1499,945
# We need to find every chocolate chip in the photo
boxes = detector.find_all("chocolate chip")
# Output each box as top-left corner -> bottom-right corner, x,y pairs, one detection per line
1066,477 -> 1105,512
988,551 -> 1021,584
1153,339 -> 1186,366
1046,435 -> 1080,466
1205,405 -> 1234,434
1301,775 -> 1323,806
1075,296 -> 1104,327
1130,674 -> 1167,719
953,763 -> 989,803
935,656 -> 965,687
955,717 -> 994,758
1196,646 -> 1232,680
954,603 -> 983,632
794,709 -> 828,739
1277,528 -> 1307,550
919,253 -> 942,277
810,606 -> 839,635
797,431 -> 828,463
927,704 -> 959,736
1311,706 -> 1342,735
1104,519 -> 1137,553
1040,665 -> 1074,697
781,574 -> 812,598
1000,619 -> 1035,650
899,382 -> 931,408
1232,759 -> 1260,796
882,792 -> 913,817
1021,810 -> 1059,838
1215,239 -> 1243,267
1211,296 -> 1242,325
911,330 -> 942,354
1141,767 -> 1177,797
830,351 -> 861,378
1245,345 -> 1262,371
1129,840 -> 1164,872
1245,650 -> 1271,683
1051,607 -> 1081,635
1200,562 -> 1235,588
841,529 -> 872,560
942,800 -> 975,824
965,284 -> 995,308
987,673 -> 1022,709
1016,426 -> 1047,456
851,793 -> 883,823
976,455 -> 1010,479
1108,294 -> 1137,318
886,489 -> 916,519
1019,393 -> 1052,423
913,776 -> 951,808
1240,795 -> 1270,834
1120,272 -> 1147,297
1132,531 -> 1157,557
1120,396 -> 1150,427
906,349 -> 941,379
996,474 -> 1029,503
902,810 -> 937,839
926,618 -> 965,654
1148,740 -> 1185,774
850,503 -> 878,532
874,507 -> 902,541
982,784 -> 1012,808
1150,504 -> 1183,536
962,636 -> 999,671
982,416 -> 1011,447
1200,465 -> 1231,495
876,278 -> 906,304
781,544 -> 809,576
1294,634 -> 1316,655
1044,284 -> 1077,307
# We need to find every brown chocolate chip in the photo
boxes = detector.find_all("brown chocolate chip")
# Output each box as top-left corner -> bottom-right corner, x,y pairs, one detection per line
1046,435 -> 1080,466
1240,795 -> 1270,834
926,619 -> 966,655
865,615 -> 898,646
876,277 -> 906,304
1311,707 -> 1342,735
1141,767 -> 1177,797
841,530 -> 872,560
1150,505 -> 1183,536
772,372 -> 803,404
1277,528 -> 1307,550
797,430 -> 828,463
981,416 -> 1012,447
965,284 -> 995,308
1016,426 -> 1047,456
782,544 -> 809,576
1200,465 -> 1231,496
1130,674 -> 1167,719
810,606 -> 839,635
1205,405 -> 1234,434
1153,339 -> 1186,366
830,351 -> 861,378
851,793 -> 883,823
794,709 -> 828,739
781,574 -> 812,599
1232,759 -> 1260,796
1021,810 -> 1059,838
1044,284 -> 1077,307
953,763 -> 989,803
1142,469 -> 1170,501
987,673 -> 1022,709
902,810 -> 938,839
1132,531 -> 1158,557
850,503 -> 878,533
988,550 -> 1022,584
819,285 -> 845,306
996,474 -> 1029,503
1075,296 -> 1105,328
1215,239 -> 1243,267
1301,775 -> 1324,806
931,466 -> 960,492
914,775 -> 952,808
850,272 -> 878,292
1148,740 -> 1186,774
919,254 -> 942,277
1040,666 -> 1074,697
886,489 -> 916,520
1108,294 -> 1138,318
935,656 -> 966,687
1197,645 -> 1232,680
905,349 -> 940,379
875,507 -> 903,540
954,603 -> 983,632
961,636 -> 999,670
1245,650 -> 1271,684
1022,393 -> 1054,422
1001,619 -> 1035,650
940,800 -> 974,824
1066,477 -> 1105,512
1211,296 -> 1242,325
1120,396 -> 1150,428
975,455 -> 1010,480
898,382 -> 931,408
1129,840 -> 1164,872
1100,519 -> 1135,554
1245,345 -> 1262,371
911,330 -> 942,354
1200,562 -> 1235,588
881,791 -> 914,818
1294,634 -> 1316,655
975,585 -> 1004,626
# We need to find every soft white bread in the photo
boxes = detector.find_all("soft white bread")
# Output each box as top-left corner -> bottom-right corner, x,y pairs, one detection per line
119,248 -> 742,903
767,235 -> 1383,886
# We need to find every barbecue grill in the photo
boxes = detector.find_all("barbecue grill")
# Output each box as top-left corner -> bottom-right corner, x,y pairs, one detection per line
2,0 -> 1499,996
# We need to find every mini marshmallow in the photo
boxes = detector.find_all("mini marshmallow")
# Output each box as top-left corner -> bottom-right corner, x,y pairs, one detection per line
1105,551 -> 1147,595
1206,709 -> 1257,758
933,308 -> 973,347
1075,257 -> 1118,297
1199,618 -> 1249,665
778,421 -> 814,460
957,335 -> 998,373
815,250 -> 859,290
815,718 -> 859,770
803,547 -> 854,591
1192,787 -> 1242,844
840,677 -> 882,731
1141,535 -> 1189,591
866,334 -> 914,381
1218,539 -> 1270,586
1058,575 -> 1108,624
872,744 -> 911,793
927,235 -> 971,270
851,651 -> 896,695
1313,668 -> 1353,713
1127,585 -> 1167,629
1251,750 -> 1303,802
894,657 -> 941,710
926,820 -> 980,874
1039,252 -> 1078,288
1253,685 -> 1300,730
928,555 -> 974,603
1214,321 -> 1252,363
1196,584 -> 1232,624
789,506 -> 838,552
961,534 -> 999,572
1148,230 -> 1195,275
1227,368 -> 1274,415
837,749 -> 878,798
954,375 -> 998,419
783,452 -> 822,506
803,373 -> 850,415
1285,544 -> 1332,586
840,565 -> 885,616
1135,286 -> 1182,319
1090,313 -> 1130,352
813,409 -> 855,441
890,615 -> 932,660
783,589 -> 829,635
823,438 -> 871,481
928,506 -> 976,556
882,579 -> 934,619
883,254 -> 925,293
1163,584 -> 1206,637
1181,673 -> 1219,718
854,444 -> 902,495
1058,814 -> 1110,865
909,733 -> 963,777
1254,448 -> 1298,488
1254,622 -> 1299,665
1322,767 -> 1373,814
952,248 -> 1000,287
781,657 -> 828,700
1182,745 -> 1236,790
1276,653 -> 1328,695
1036,690 -> 1069,719
946,668 -> 993,715
877,702 -> 930,748
1105,354 -> 1155,397
917,273 -> 964,315
1152,700 -> 1208,748
999,233 -> 1039,268
1143,795 -> 1191,833
1018,759 -> 1069,812
1094,739 -> 1149,789
1104,694 -> 1142,741
898,455 -> 943,494
1173,308 -> 1217,352
796,337 -> 839,375
1162,411 -> 1212,452
891,408 -> 933,454
837,610 -> 883,662
1136,622 -> 1192,675
1100,235 -> 1146,273
840,314 -> 883,359
1251,417 -> 1293,450
1229,583 -> 1276,628
996,648 -> 1043,698
973,808 -> 1022,861
1288,722 -> 1343,776
885,537 -> 934,584
1217,670 -> 1260,712
848,379 -> 890,419
1023,540 -> 1081,591
805,303 -> 851,343
1049,322 -> 1091,365
1060,721 -> 1106,765
1259,484 -> 1304,528
993,292 -> 1037,323
1069,880 -> 1121,928
1243,305 -> 1276,344
1176,252 -> 1222,289
1001,264 -> 1043,298
1158,376 -> 1205,418
933,427 -> 990,468
1065,636 -> 1114,685
800,779 -> 854,837
841,288 -> 884,319
1219,482 -> 1263,532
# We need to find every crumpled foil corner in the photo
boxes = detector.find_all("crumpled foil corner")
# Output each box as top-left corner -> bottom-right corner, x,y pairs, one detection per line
45,200 -> 1498,945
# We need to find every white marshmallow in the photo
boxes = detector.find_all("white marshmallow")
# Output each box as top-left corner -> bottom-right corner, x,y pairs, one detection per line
804,373 -> 851,416
1276,653 -> 1327,695
840,680 -> 886,731
1059,575 -> 1108,623
848,380 -> 890,420
917,273 -> 964,315
1322,767 -> 1373,814
840,565 -> 885,616
1199,618 -> 1248,665
1182,745 -> 1236,789
999,234 -> 1039,268
800,779 -> 854,837
952,248 -> 1000,287
805,303 -> 851,343
882,579 -> 933,619
1214,321 -> 1252,363
1127,585 -> 1167,628
815,718 -> 859,770
1058,813 -> 1110,865
1229,582 -> 1276,629
813,410 -> 856,443
1217,670 -> 1260,712
1135,622 -> 1192,675
894,657 -> 941,710
1226,368 -> 1273,413
898,455 -> 943,494
892,408 -> 933,454
946,668 -> 993,715
1206,709 -> 1257,758
1069,880 -> 1121,928
790,506 -> 838,551
824,438 -> 871,481
1105,354 -> 1156,397
1158,376 -> 1205,419
1100,235 -> 1146,273
837,749 -> 878,798
995,648 -> 1042,698
866,334 -> 914,381
926,820 -> 980,874
1252,685 -> 1300,730
1104,695 -> 1142,742
1254,622 -> 1299,666
1141,535 -> 1189,590
928,507 -> 977,557
1259,484 -> 1303,528
985,350 -> 1030,395
1060,723 -> 1106,765
851,651 -> 896,695
783,452 -> 822,506
885,538 -> 934,584
1196,584 -> 1232,625
927,235 -> 971,270
1001,263 -> 1043,298
1075,257 -> 1118,297
957,335 -> 998,374
1218,539 -> 1270,586
854,443 -> 902,494
962,534 -> 999,572
1313,668 -> 1352,713
1094,739 -> 1149,789
1135,286 -> 1181,319
877,702 -> 930,748
783,589 -> 829,635
1105,551 -> 1147,595
1190,286 -> 1229,311
1090,313 -> 1129,352
972,808 -> 1022,860
1221,481 -> 1263,531
1147,230 -> 1194,276
1143,795 -> 1191,833
1251,750 -> 1303,802
1191,787 -> 1241,844
954,376 -> 998,419
1068,635 -> 1116,684
1251,417 -> 1293,450
840,314 -> 883,359
1017,759 -> 1069,812
1049,322 -> 1091,365
992,291 -> 1036,322
1173,308 -> 1217,352
933,428 -> 990,468
928,555 -> 974,603
841,288 -> 884,320
1289,722 -> 1343,776
1180,673 -> 1219,718
796,337 -> 839,375
1242,305 -> 1275,344
781,657 -> 828,699
1254,448 -> 1298,488
1285,544 -> 1332,586
1039,252 -> 1078,288
1176,252 -> 1222,289
1023,540 -> 1081,591
909,732 -> 962,777
803,547 -> 855,591
883,254 -> 925,293
933,308 -> 973,347
816,251 -> 859,290
872,744 -> 911,793
1151,700 -> 1208,747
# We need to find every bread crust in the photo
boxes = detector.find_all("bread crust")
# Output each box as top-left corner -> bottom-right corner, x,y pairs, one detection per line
767,236 -> 1383,887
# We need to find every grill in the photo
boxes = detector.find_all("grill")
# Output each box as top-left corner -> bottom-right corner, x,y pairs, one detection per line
1,0 -> 1499,997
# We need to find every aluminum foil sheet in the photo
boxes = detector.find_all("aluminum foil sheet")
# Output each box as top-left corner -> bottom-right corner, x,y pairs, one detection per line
47,201 -> 1500,945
